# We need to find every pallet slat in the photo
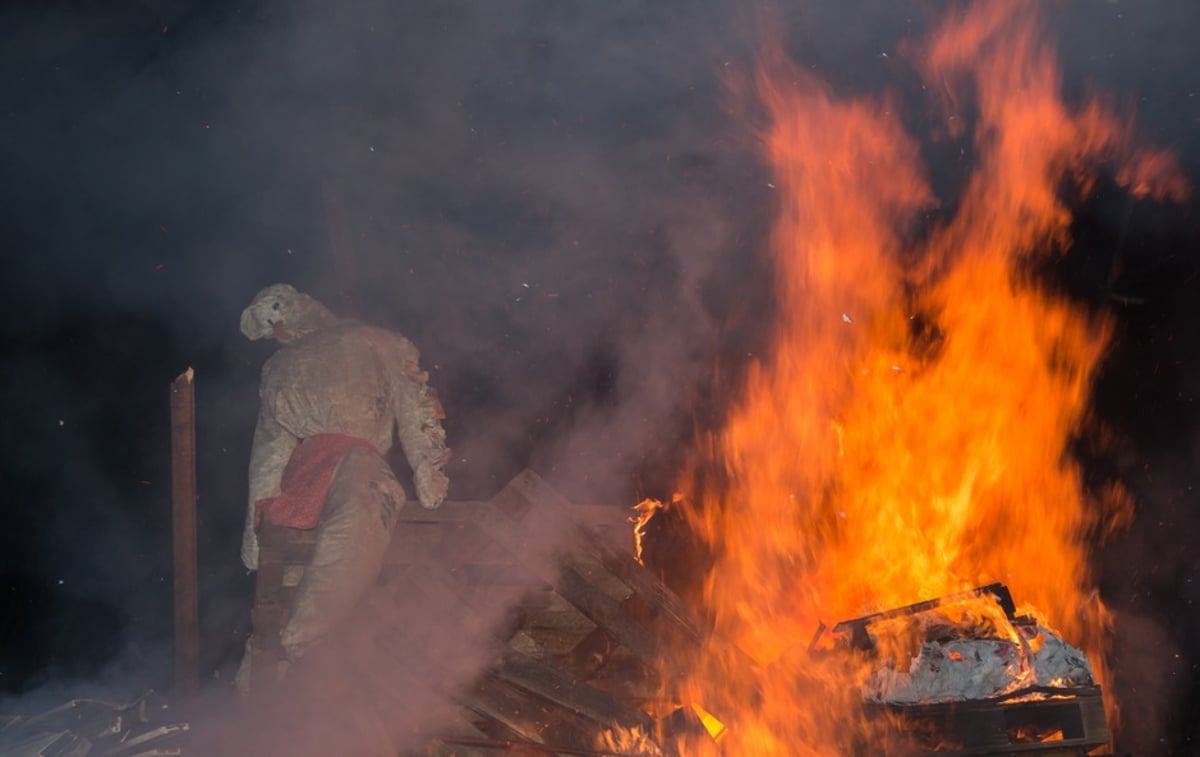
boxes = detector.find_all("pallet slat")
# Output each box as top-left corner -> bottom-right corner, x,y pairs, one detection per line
878,686 -> 1110,755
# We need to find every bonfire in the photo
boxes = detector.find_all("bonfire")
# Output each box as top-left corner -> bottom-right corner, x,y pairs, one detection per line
641,1 -> 1186,754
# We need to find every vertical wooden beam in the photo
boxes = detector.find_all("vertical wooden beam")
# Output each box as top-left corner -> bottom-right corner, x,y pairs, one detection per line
170,367 -> 199,701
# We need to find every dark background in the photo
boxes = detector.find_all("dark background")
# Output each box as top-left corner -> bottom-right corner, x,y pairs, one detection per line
0,1 -> 1197,753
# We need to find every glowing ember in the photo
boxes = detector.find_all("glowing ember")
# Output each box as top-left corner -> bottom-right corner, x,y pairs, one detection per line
650,2 -> 1187,754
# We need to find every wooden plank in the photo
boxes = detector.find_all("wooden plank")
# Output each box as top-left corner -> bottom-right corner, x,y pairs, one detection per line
551,566 -> 659,662
395,499 -> 489,523
462,501 -> 660,661
387,540 -> 660,750
257,524 -> 317,562
426,739 -> 510,757
385,521 -> 449,555
561,502 -> 633,529
495,651 -> 654,734
562,549 -> 637,603
486,470 -> 712,650
249,559 -> 287,692
522,630 -> 601,659
477,471 -> 768,718
169,368 -> 199,702
391,498 -> 630,553
593,540 -> 708,647
883,687 -> 1110,756
466,674 -> 598,756
566,625 -> 617,680
580,649 -> 661,705
435,537 -> 524,569
433,736 -> 650,757
487,469 -> 575,519
485,497 -> 713,677
464,500 -> 682,670
399,553 -> 651,727
566,593 -> 655,680
455,562 -> 545,588
249,525 -> 313,691
520,598 -> 598,635
261,491 -> 628,565
425,712 -> 501,757
507,630 -> 551,661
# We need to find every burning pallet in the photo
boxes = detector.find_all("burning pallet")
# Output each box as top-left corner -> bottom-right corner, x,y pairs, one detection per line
875,685 -> 1109,756
823,586 -> 1110,756
249,470 -> 708,756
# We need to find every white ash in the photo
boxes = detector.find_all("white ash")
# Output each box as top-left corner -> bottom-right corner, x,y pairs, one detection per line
866,626 -> 1094,704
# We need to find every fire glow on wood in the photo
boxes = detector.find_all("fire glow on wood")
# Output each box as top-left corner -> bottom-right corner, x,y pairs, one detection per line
642,2 -> 1188,754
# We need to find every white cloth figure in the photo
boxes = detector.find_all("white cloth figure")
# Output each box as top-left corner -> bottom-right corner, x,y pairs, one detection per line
238,283 -> 449,666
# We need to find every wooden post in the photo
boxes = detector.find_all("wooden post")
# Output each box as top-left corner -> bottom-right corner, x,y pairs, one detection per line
170,368 -> 199,701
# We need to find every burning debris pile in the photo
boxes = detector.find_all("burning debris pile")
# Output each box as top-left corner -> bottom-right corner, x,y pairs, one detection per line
868,621 -> 1093,706
820,585 -> 1110,753
821,584 -> 1096,705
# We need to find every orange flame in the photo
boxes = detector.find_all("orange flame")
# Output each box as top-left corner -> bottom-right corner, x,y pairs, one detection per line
631,497 -> 667,566
596,724 -> 665,757
656,3 -> 1186,754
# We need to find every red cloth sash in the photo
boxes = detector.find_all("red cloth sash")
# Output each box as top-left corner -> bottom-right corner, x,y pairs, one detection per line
255,433 -> 377,529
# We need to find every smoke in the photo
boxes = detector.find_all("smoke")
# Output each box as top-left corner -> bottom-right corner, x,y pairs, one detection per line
219,0 -> 768,502
2,0 -> 1200,752
184,3 -> 767,750
0,0 -> 765,750
1085,223 -> 1200,752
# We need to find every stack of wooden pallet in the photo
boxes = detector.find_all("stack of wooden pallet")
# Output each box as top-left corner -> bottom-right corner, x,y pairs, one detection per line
250,470 -> 713,756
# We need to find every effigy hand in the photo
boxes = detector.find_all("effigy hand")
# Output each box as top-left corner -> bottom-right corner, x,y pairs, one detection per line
414,461 -> 448,509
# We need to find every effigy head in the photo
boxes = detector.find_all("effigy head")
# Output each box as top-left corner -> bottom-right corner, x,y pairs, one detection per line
239,283 -> 336,343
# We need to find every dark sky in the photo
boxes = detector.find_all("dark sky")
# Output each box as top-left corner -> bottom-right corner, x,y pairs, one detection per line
1,0 -> 1198,752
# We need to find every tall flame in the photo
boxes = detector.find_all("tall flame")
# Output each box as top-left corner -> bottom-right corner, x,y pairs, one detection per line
660,3 -> 1186,754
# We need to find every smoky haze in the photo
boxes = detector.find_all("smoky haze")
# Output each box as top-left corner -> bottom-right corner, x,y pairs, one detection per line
1,0 -> 1199,753
216,0 -> 769,501
0,0 -> 768,749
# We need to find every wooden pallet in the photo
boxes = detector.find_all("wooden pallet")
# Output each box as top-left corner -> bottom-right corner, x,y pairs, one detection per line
872,686 -> 1110,756
249,469 -> 710,755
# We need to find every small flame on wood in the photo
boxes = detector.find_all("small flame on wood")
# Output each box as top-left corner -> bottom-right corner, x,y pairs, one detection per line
630,497 -> 668,566
691,702 -> 729,743
596,725 -> 664,756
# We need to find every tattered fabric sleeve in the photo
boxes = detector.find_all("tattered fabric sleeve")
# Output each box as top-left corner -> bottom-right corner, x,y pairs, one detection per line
242,403 -> 299,569
389,343 -> 450,509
